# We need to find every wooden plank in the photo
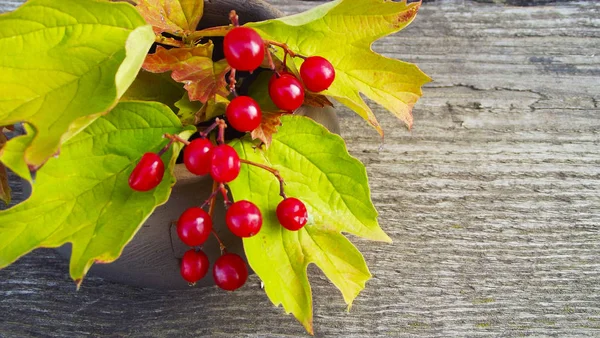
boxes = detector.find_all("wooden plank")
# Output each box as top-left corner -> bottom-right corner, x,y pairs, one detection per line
1,0 -> 600,336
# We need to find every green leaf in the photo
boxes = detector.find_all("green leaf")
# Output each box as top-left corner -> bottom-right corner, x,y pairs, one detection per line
121,71 -> 186,111
248,0 -> 431,135
175,94 -> 228,126
175,93 -> 204,125
0,101 -> 194,283
0,125 -> 34,182
0,0 -> 154,169
228,115 -> 390,334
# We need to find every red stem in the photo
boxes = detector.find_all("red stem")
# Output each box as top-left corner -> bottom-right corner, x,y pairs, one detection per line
217,119 -> 227,145
265,40 -> 307,60
266,47 -> 277,72
240,159 -> 287,199
157,139 -> 175,157
229,10 -> 239,27
164,133 -> 190,146
219,183 -> 233,206
199,120 -> 220,139
229,68 -> 238,95
208,180 -> 226,253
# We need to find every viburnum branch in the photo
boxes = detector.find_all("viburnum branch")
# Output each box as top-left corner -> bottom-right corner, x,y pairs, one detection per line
265,40 -> 307,60
229,10 -> 240,27
157,139 -> 175,156
240,159 -> 287,199
219,183 -> 232,206
217,119 -> 227,145
199,120 -> 221,139
208,180 -> 227,253
164,133 -> 190,146
228,68 -> 238,95
200,189 -> 220,209
266,48 -> 278,73
282,51 -> 288,72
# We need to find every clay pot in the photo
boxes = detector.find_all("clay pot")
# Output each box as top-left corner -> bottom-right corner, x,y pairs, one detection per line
57,0 -> 340,289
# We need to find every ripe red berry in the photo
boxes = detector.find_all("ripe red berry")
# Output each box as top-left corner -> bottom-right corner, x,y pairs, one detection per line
210,144 -> 241,183
276,197 -> 308,231
300,56 -> 335,92
226,96 -> 262,132
183,138 -> 214,175
129,152 -> 165,192
225,200 -> 262,237
269,73 -> 305,112
213,253 -> 248,291
177,207 -> 213,246
180,249 -> 210,283
223,27 -> 265,71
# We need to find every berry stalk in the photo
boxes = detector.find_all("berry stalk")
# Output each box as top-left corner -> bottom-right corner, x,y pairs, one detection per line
208,180 -> 227,253
240,159 -> 287,199
264,40 -> 307,60
164,133 -> 190,146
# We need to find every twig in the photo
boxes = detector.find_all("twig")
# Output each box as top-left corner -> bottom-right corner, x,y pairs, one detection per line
157,139 -> 175,156
219,183 -> 233,206
265,40 -> 307,60
217,119 -> 227,145
229,10 -> 240,27
208,180 -> 226,253
240,159 -> 287,199
228,68 -> 238,95
164,133 -> 190,146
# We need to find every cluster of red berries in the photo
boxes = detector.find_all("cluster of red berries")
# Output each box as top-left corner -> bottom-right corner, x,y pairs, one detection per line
129,132 -> 310,290
223,26 -> 336,116
128,22 -> 336,291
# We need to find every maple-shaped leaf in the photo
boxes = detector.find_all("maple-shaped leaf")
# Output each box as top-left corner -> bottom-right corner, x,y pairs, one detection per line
143,45 -> 230,104
0,132 -> 10,206
121,71 -> 185,111
135,0 -> 204,34
0,125 -> 34,183
229,115 -> 391,334
175,94 -> 229,125
0,101 -> 194,283
248,0 -> 431,135
0,0 -> 154,170
251,112 -> 284,146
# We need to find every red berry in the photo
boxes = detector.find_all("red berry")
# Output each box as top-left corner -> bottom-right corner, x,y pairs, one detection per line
300,56 -> 335,92
225,200 -> 262,237
129,152 -> 165,192
269,73 -> 305,112
180,249 -> 210,283
276,197 -> 308,231
213,253 -> 248,291
226,96 -> 262,132
269,71 -> 292,87
210,145 -> 241,183
223,27 -> 265,71
183,138 -> 214,175
177,207 -> 213,246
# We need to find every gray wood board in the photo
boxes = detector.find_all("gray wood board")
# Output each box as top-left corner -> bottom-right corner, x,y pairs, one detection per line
1,0 -> 599,336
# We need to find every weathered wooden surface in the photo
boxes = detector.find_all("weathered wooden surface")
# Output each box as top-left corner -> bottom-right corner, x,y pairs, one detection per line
1,0 -> 600,336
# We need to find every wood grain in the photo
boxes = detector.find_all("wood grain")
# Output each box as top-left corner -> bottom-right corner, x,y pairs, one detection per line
1,0 -> 599,337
